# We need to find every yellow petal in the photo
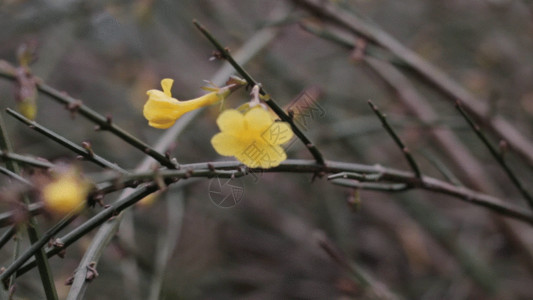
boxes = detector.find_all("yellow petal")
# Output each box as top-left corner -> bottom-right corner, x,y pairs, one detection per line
211,132 -> 243,156
143,90 -> 180,126
216,109 -> 245,133
161,78 -> 174,97
149,120 -> 176,129
260,122 -> 293,146
244,107 -> 273,132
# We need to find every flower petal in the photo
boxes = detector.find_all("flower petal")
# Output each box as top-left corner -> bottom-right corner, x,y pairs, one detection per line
143,91 -> 180,125
260,122 -> 293,146
160,78 -> 174,97
216,109 -> 245,133
211,132 -> 243,156
244,107 -> 273,132
148,120 -> 176,129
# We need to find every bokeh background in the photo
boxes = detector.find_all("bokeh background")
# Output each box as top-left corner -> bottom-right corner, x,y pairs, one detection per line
2,0 -> 533,299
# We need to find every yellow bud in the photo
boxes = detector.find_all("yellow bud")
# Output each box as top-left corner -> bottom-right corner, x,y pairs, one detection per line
42,170 -> 90,217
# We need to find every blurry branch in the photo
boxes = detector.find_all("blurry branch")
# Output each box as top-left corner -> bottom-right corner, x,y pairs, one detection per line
0,64 -> 177,170
7,156 -> 533,281
3,185 -> 157,282
0,203 -> 43,228
0,226 -> 16,251
0,114 -> 58,300
362,57 -> 533,280
147,191 -> 184,300
398,198 -> 499,294
420,150 -> 462,187
0,166 -> 32,186
291,0 -> 533,169
0,150 -> 53,169
6,109 -> 128,174
74,159 -> 533,226
65,16 -> 289,299
193,20 -> 326,166
454,103 -> 533,209
316,233 -> 400,300
367,100 -> 421,178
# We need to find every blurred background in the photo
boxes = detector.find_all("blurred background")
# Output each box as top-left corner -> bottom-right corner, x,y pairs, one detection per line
2,0 -> 533,299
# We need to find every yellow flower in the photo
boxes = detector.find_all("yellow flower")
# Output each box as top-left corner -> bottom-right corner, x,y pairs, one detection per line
211,107 -> 294,168
143,78 -> 229,129
42,169 -> 90,216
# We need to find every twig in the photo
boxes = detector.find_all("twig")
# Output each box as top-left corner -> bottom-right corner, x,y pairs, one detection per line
193,20 -> 326,166
0,150 -> 53,169
6,108 -> 128,174
0,69 -> 177,169
147,190 -> 184,300
0,203 -> 43,228
0,213 -> 79,286
0,166 -> 32,186
11,158 -> 533,280
0,226 -> 16,250
0,113 -> 58,300
455,102 -> 533,209
330,179 -> 409,192
291,0 -> 533,169
368,100 -> 421,178
64,19 -> 288,299
316,233 -> 399,300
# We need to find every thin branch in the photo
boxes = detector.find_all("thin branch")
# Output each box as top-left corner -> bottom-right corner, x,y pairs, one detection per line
291,0 -> 533,169
0,68 -> 177,170
455,102 -> 533,209
10,158 -> 533,280
0,203 -> 43,228
6,108 -> 128,174
0,166 -> 32,186
316,233 -> 399,300
193,20 -> 326,166
368,100 -> 422,178
0,150 -> 53,169
0,226 -> 16,250
0,213 -> 79,286
0,112 -> 58,300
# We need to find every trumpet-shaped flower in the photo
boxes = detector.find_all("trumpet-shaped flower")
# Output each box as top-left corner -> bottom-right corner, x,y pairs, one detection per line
42,169 -> 90,216
211,107 -> 294,168
144,78 -> 230,129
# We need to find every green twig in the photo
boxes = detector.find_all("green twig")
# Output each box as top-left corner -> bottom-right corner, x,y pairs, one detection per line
6,108 -> 128,174
193,20 -> 326,166
368,100 -> 421,178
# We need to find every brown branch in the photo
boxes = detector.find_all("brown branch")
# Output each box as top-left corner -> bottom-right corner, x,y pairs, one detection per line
291,0 -> 533,169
